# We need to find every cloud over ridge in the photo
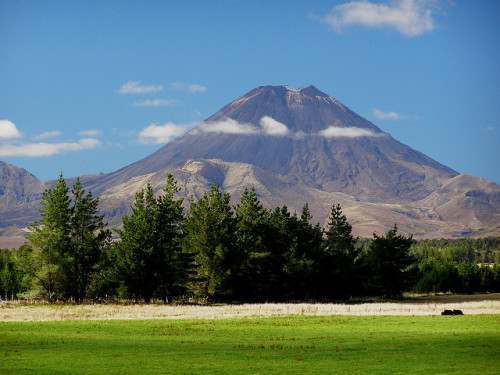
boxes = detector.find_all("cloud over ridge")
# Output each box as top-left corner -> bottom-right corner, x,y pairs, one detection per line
260,116 -> 290,136
318,126 -> 382,138
198,118 -> 260,135
139,123 -> 190,144
318,0 -> 436,37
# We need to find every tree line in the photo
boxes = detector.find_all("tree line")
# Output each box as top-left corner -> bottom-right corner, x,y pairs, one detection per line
1,174 -> 499,302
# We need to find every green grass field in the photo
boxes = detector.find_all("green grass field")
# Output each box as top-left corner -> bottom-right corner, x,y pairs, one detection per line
1,315 -> 499,374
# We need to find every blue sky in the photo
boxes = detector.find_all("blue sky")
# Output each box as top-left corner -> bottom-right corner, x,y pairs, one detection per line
1,0 -> 499,183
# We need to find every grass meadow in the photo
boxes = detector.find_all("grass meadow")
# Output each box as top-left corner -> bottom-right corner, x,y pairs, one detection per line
1,314 -> 499,374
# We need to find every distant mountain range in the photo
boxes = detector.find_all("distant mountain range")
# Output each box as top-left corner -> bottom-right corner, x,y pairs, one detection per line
1,85 -> 499,247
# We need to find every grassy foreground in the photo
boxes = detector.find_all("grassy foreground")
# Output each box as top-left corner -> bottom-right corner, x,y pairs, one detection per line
1,315 -> 499,374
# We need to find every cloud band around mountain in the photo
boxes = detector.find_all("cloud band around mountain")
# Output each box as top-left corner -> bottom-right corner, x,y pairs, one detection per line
318,126 -> 382,138
260,116 -> 290,136
197,118 -> 260,135
139,123 -> 191,144
136,116 -> 384,146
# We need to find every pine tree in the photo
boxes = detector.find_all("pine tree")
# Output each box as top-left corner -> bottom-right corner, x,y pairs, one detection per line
283,203 -> 322,300
315,203 -> 359,299
26,174 -> 111,301
114,183 -> 160,302
66,177 -> 111,301
184,183 -> 235,301
113,175 -> 187,303
154,175 -> 190,303
27,173 -> 71,301
362,224 -> 415,298
233,187 -> 272,301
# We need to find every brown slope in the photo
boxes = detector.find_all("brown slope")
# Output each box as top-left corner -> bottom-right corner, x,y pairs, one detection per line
95,158 -> 499,239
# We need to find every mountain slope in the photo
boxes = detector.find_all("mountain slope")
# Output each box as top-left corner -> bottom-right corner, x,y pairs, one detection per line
95,159 -> 499,239
0,162 -> 49,228
85,85 -> 457,202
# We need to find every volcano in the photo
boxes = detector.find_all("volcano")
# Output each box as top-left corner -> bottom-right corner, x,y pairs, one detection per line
1,85 -> 499,244
87,85 -> 458,202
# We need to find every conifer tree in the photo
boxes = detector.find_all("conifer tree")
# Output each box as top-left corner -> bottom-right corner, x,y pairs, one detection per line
315,203 -> 359,299
27,174 -> 71,301
113,175 -> 187,302
27,174 -> 111,301
154,175 -> 190,303
233,187 -> 272,301
362,224 -> 415,298
66,177 -> 111,301
184,183 -> 235,301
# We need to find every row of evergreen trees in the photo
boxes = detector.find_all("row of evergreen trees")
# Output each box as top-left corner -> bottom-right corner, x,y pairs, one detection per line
1,174 -> 499,302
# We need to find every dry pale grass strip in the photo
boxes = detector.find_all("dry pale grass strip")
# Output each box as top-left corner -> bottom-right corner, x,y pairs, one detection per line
1,301 -> 499,322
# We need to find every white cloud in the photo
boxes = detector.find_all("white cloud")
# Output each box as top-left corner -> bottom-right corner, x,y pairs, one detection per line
318,0 -> 436,37
118,81 -> 164,94
373,108 -> 403,120
294,131 -> 307,140
34,130 -> 63,140
199,118 -> 259,135
134,98 -> 182,107
170,82 -> 207,93
485,127 -> 496,132
318,126 -> 382,138
259,116 -> 290,135
78,129 -> 102,137
0,120 -> 22,139
0,138 -> 101,157
138,123 -> 190,144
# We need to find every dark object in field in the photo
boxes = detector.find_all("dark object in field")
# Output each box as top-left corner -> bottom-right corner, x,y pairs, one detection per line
441,309 -> 464,315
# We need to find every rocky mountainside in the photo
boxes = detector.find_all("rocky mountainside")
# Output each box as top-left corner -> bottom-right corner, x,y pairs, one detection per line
0,162 -> 49,227
1,85 -> 499,247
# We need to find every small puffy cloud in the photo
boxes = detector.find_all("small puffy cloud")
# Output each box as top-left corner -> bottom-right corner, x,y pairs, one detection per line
199,118 -> 259,135
0,120 -> 22,139
319,126 -> 381,138
259,116 -> 290,136
118,81 -> 164,94
317,0 -> 436,37
170,82 -> 207,93
34,130 -> 63,140
78,129 -> 102,137
138,123 -> 190,144
373,108 -> 403,120
0,138 -> 101,157
134,98 -> 182,107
